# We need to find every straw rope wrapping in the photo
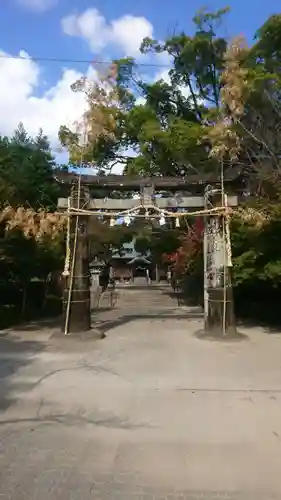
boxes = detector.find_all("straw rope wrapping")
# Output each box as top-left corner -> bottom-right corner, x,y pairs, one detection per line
64,176 -> 82,336
62,197 -> 71,277
65,204 -> 229,219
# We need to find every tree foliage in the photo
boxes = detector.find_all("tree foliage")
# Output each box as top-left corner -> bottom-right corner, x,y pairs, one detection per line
134,226 -> 182,262
0,124 -> 64,326
58,7 -> 281,195
3,7 -> 281,327
89,219 -> 133,264
0,124 -> 59,209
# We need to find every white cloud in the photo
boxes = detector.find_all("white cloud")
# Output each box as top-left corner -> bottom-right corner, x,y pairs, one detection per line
154,68 -> 192,99
62,9 -> 107,52
154,68 -> 171,84
0,49 -> 126,172
109,147 -> 137,174
134,69 -> 178,106
135,96 -> 146,106
61,8 -> 153,57
110,15 -> 153,56
0,49 -> 94,151
16,0 -> 57,12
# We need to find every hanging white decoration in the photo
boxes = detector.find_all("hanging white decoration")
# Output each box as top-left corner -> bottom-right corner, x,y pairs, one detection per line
175,217 -> 180,228
110,217 -> 115,227
124,215 -> 131,226
159,214 -> 166,226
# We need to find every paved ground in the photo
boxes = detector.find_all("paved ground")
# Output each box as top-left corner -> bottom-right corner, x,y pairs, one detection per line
1,284 -> 281,499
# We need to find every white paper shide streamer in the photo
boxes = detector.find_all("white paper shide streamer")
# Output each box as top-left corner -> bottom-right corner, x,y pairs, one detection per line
124,215 -> 131,226
159,213 -> 166,226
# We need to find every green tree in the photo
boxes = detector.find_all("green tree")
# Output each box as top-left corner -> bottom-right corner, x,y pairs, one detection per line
89,220 -> 133,264
0,126 -> 65,326
253,14 -> 281,73
141,7 -> 229,111
134,226 -> 181,262
0,124 -> 59,209
58,8 -> 233,177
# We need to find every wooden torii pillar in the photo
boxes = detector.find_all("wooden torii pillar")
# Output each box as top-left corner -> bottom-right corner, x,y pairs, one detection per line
203,186 -> 236,337
62,180 -> 91,334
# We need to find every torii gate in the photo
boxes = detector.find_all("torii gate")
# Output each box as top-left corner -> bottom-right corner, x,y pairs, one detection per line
56,170 -> 242,337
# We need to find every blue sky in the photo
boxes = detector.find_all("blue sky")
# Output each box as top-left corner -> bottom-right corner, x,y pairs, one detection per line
0,0 -> 280,163
2,0 -> 280,58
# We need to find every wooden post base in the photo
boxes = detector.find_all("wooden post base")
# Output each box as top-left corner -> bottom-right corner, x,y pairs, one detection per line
62,288 -> 91,333
205,286 -> 236,337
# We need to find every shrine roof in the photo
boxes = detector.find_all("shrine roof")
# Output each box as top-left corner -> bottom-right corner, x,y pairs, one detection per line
53,167 -> 243,192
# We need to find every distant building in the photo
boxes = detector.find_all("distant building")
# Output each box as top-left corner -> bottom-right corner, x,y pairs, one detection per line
111,239 -> 152,281
90,239 -> 167,283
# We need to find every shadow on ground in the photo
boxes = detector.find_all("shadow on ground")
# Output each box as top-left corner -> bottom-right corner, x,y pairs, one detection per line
161,289 -> 201,307
91,309 -> 203,335
0,411 -> 154,430
0,333 -> 46,412
10,317 -> 61,332
194,328 -> 248,342
235,317 -> 281,335
12,309 -> 281,337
